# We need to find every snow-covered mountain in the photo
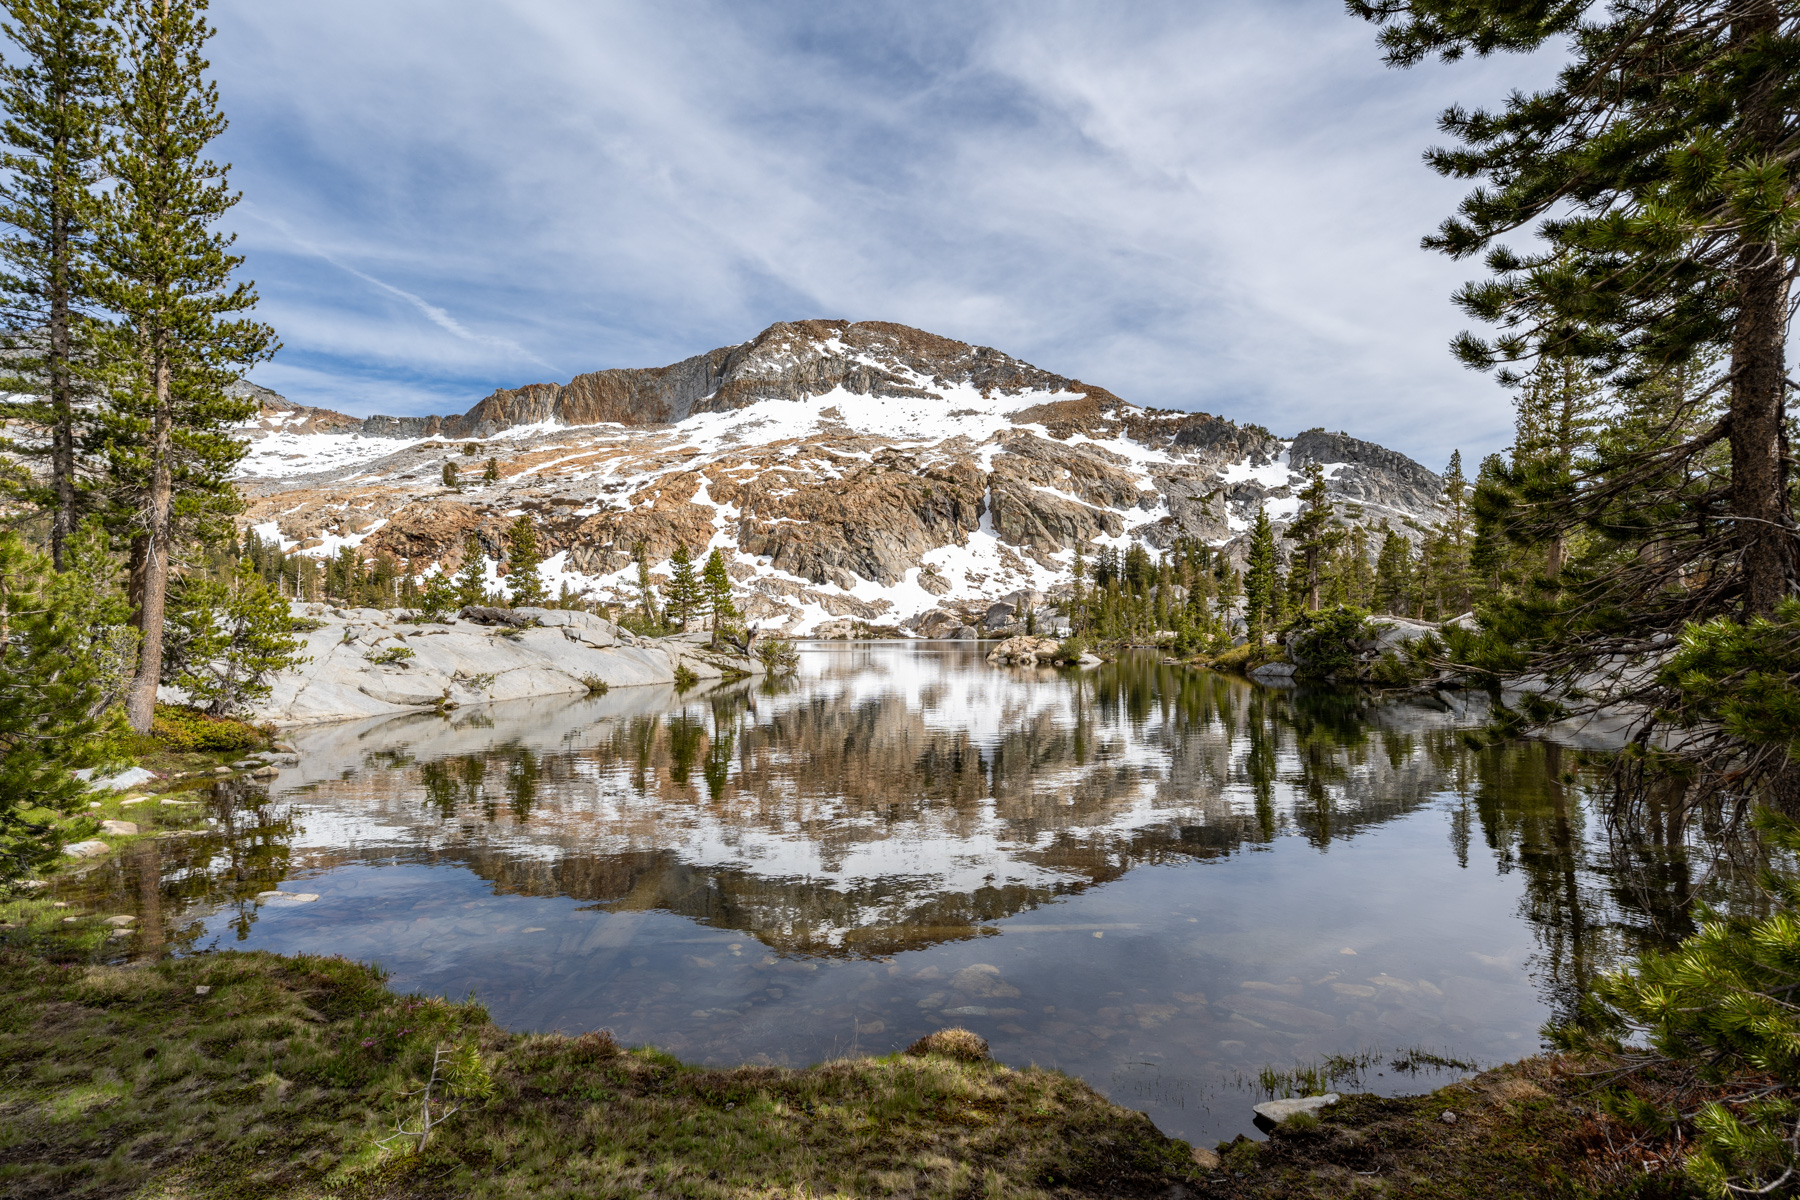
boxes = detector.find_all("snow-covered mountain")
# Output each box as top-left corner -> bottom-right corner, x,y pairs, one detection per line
235,319 -> 1449,635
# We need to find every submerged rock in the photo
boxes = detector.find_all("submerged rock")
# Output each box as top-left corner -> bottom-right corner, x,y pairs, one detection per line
1253,1093 -> 1340,1127
256,890 -> 320,904
78,766 -> 156,792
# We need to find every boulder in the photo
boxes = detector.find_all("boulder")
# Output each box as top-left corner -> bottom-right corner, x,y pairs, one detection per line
1367,616 -> 1439,652
98,820 -> 138,836
64,840 -> 108,859
948,625 -> 979,641
986,635 -> 1063,666
78,766 -> 156,793
1247,660 -> 1298,682
911,610 -> 962,639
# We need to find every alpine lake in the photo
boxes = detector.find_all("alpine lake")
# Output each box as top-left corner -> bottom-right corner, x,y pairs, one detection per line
55,641 -> 1726,1147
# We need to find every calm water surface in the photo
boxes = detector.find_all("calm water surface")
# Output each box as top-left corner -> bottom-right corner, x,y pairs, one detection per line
66,643 -> 1704,1144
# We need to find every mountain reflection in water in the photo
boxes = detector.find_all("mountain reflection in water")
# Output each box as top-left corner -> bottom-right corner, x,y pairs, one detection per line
61,642 -> 1733,1145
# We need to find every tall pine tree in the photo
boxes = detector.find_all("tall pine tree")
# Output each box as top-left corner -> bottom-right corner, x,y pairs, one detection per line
1283,460 -> 1341,611
504,514 -> 545,607
452,532 -> 488,607
1373,522 -> 1414,616
1243,507 -> 1283,644
702,547 -> 736,649
0,0 -> 111,569
92,0 -> 274,730
1351,0 -> 1800,614
664,543 -> 701,629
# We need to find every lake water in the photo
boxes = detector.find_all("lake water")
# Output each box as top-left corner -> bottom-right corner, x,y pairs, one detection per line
63,642 -> 1709,1145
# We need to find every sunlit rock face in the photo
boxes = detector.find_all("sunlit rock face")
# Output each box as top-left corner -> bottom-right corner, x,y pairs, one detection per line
233,320 -> 1450,634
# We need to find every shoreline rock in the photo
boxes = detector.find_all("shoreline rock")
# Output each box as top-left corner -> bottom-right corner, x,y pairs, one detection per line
249,603 -> 762,727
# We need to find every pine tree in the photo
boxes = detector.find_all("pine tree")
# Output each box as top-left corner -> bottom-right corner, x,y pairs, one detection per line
418,567 -> 457,622
1434,451 -> 1472,615
664,543 -> 701,629
1469,452 -> 1512,599
1352,1 -> 1800,614
1510,357 -> 1600,579
441,460 -> 458,490
163,557 -> 304,716
452,532 -> 487,608
1283,461 -> 1340,611
1373,523 -> 1413,617
503,514 -> 545,607
482,456 -> 499,485
1243,507 -> 1283,644
702,547 -> 737,649
0,0 -> 111,569
92,0 -> 275,731
0,523 -> 130,879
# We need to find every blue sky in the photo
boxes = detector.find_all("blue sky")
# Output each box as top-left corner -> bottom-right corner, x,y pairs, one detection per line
208,0 -> 1558,469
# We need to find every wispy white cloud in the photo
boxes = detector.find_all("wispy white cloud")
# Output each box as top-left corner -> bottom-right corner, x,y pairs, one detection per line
208,0 -> 1565,466
240,204 -> 551,368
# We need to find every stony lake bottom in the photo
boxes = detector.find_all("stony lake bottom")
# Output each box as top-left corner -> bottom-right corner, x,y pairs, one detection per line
61,642 -> 1709,1146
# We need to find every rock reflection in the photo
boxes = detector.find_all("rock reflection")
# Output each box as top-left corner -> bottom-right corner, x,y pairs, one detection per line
256,653 -> 1538,957
61,645 -> 1764,1022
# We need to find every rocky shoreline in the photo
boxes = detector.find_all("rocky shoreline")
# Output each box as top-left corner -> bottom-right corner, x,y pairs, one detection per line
244,603 -> 763,727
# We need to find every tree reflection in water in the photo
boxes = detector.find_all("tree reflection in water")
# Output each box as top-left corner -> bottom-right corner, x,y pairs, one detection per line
59,648 -> 1776,1032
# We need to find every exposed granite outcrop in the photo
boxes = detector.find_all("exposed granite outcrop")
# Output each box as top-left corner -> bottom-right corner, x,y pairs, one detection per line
230,319 -> 1455,635
320,320 -> 1129,440
252,604 -> 760,726
1290,428 -> 1445,519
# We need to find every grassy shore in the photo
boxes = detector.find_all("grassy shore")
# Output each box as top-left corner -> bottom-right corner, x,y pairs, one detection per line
0,947 -> 1205,1198
0,930 -> 1702,1200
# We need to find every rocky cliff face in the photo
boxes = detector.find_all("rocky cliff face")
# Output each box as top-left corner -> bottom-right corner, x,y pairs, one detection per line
234,320 -> 1449,635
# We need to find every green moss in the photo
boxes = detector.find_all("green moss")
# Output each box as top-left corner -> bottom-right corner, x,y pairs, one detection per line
1210,1060 -> 1699,1199
0,947 -> 1204,1198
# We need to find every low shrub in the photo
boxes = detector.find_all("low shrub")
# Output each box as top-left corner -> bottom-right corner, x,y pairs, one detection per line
151,704 -> 268,753
672,665 -> 699,691
756,638 -> 799,674
363,645 -> 415,666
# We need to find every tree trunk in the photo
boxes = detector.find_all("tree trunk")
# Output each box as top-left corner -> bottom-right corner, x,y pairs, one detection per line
1729,0 -> 1796,616
126,350 -> 173,733
1729,238 -> 1793,614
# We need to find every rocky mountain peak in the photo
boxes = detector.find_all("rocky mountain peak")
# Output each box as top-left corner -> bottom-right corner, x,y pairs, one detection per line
233,319 -> 1451,636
